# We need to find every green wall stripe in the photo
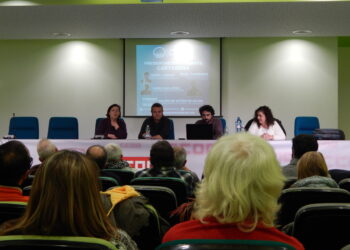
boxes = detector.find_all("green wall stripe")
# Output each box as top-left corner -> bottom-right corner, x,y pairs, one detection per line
338,37 -> 350,47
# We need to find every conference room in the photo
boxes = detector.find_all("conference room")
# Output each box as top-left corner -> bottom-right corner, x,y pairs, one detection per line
0,0 -> 349,172
0,0 -> 350,248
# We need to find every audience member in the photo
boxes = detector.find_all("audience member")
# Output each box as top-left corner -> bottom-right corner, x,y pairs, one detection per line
247,105 -> 286,140
28,139 -> 57,175
195,105 -> 223,139
104,143 -> 133,171
0,150 -> 137,250
101,185 -> 169,250
138,103 -> 170,139
162,133 -> 304,250
86,145 -> 122,184
0,141 -> 32,202
282,134 -> 318,178
135,141 -> 198,197
96,104 -> 127,139
86,144 -> 108,170
173,146 -> 199,183
291,151 -> 338,188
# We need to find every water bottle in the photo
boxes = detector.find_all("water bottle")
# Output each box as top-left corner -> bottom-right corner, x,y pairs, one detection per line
144,125 -> 151,139
235,117 -> 243,133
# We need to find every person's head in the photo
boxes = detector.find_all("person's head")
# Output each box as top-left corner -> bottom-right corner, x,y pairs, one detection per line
86,145 -> 107,170
292,134 -> 318,159
106,104 -> 121,120
297,151 -> 328,179
1,150 -> 115,239
104,143 -> 123,162
0,140 -> 32,186
151,103 -> 164,122
253,106 -> 274,127
173,146 -> 187,169
199,105 -> 215,122
194,133 -> 285,232
150,141 -> 174,169
37,139 -> 57,163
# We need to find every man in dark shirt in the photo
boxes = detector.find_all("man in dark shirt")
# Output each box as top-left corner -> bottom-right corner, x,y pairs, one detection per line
135,141 -> 198,197
282,134 -> 318,178
195,105 -> 223,139
138,103 -> 170,139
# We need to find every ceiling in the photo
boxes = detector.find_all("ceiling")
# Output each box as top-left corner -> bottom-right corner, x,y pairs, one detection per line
0,2 -> 350,39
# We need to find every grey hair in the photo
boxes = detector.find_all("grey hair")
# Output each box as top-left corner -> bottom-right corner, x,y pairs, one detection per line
37,139 -> 57,162
104,143 -> 122,161
173,146 -> 187,169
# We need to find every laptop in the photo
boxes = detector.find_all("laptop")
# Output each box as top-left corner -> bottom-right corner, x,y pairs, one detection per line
186,124 -> 213,140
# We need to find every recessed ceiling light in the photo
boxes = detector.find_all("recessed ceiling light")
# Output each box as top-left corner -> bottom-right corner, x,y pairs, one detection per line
0,1 -> 38,6
292,30 -> 313,35
51,32 -> 72,38
170,31 -> 190,36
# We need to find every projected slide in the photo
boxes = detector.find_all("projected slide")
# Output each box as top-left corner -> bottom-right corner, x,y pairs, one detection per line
125,39 -> 221,117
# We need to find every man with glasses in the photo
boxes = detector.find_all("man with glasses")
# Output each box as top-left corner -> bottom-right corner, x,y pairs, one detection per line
0,140 -> 32,202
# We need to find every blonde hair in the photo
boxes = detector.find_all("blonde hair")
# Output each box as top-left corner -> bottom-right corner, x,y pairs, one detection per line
105,143 -> 122,162
297,151 -> 328,179
193,133 -> 285,232
1,150 -> 116,240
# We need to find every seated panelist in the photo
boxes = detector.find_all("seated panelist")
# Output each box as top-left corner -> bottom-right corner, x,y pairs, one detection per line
195,105 -> 223,139
247,105 -> 286,140
138,103 -> 170,139
96,104 -> 127,139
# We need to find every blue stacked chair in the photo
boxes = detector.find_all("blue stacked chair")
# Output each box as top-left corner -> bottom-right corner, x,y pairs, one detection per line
47,117 -> 78,139
8,117 -> 39,139
294,116 -> 320,136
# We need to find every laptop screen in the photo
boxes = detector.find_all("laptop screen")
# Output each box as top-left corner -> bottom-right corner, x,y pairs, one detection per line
186,124 -> 213,140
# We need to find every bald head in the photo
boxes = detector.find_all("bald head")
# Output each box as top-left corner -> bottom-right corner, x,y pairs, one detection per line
37,139 -> 57,162
86,145 -> 107,169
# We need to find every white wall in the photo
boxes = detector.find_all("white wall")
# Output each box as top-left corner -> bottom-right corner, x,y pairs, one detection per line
222,37 -> 338,138
0,37 -> 338,139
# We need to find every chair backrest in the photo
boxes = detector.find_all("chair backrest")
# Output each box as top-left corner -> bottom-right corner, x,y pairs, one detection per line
294,116 -> 320,136
277,187 -> 350,227
131,177 -> 188,205
47,117 -> 79,139
132,185 -> 178,220
156,239 -> 296,250
0,201 -> 27,224
101,169 -> 135,186
293,203 -> 350,250
167,119 -> 175,140
244,118 -> 254,131
339,178 -> 350,192
99,176 -> 119,191
219,117 -> 226,132
0,235 -> 117,250
313,128 -> 346,140
95,117 -> 105,135
329,169 -> 350,183
8,117 -> 39,139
